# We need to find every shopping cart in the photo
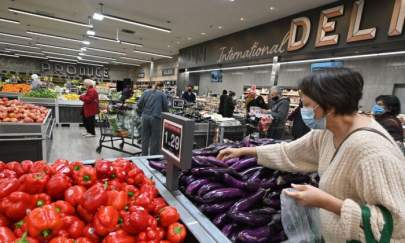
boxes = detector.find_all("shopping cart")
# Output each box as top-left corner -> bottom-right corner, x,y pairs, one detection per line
96,102 -> 141,155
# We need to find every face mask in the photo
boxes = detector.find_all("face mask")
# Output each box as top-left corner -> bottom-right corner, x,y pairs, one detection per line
372,104 -> 385,115
271,96 -> 279,101
300,106 -> 326,129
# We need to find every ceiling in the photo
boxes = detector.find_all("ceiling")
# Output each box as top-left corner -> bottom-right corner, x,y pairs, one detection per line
0,0 -> 337,65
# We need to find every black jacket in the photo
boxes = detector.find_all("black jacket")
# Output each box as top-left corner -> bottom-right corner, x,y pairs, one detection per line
269,97 -> 290,129
182,92 -> 196,103
288,102 -> 310,140
219,94 -> 228,116
223,96 -> 236,117
375,114 -> 403,142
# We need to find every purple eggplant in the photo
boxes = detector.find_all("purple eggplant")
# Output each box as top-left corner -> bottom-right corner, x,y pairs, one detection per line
268,213 -> 283,234
199,201 -> 234,215
228,189 -> 265,213
223,174 -> 260,191
241,166 -> 263,178
148,160 -> 166,172
263,197 -> 281,209
206,156 -> 229,167
213,213 -> 228,228
197,182 -> 224,197
191,167 -> 241,180
186,179 -> 210,195
249,207 -> 277,216
260,177 -> 277,189
230,157 -> 257,172
192,157 -> 211,167
180,175 -> 197,186
227,211 -> 271,226
221,223 -> 238,237
237,226 -> 271,243
202,188 -> 245,203
224,157 -> 240,166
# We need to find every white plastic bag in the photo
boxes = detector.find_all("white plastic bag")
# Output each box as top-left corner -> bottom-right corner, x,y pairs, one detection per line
281,189 -> 323,243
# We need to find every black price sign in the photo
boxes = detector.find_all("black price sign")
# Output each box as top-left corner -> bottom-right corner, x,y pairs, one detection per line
162,119 -> 183,162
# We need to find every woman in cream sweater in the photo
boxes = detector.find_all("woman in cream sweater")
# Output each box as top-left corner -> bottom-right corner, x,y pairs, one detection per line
218,68 -> 405,243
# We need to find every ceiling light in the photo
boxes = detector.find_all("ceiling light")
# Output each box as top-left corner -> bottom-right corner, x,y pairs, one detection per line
79,53 -> 115,60
240,17 -> 245,21
89,35 -> 119,43
0,41 -> 39,49
229,0 -> 235,2
0,53 -> 19,58
36,43 -> 79,52
92,13 -> 104,21
27,31 -> 88,45
46,56 -> 77,62
0,17 -> 20,24
42,51 -> 78,58
201,32 -> 206,35
133,49 -> 172,59
187,37 -> 192,40
0,32 -> 32,40
80,47 -> 87,52
218,26 -> 223,29
9,8 -> 92,28
87,47 -> 126,55
121,56 -> 150,62
80,58 -> 108,64
168,45 -> 171,48
49,60 -> 77,65
112,61 -> 140,66
77,56 -> 82,60
101,13 -> 171,33
86,30 -> 96,36
120,41 -> 143,47
5,48 -> 44,55
19,54 -> 47,59
78,62 -> 104,67
269,6 -> 276,10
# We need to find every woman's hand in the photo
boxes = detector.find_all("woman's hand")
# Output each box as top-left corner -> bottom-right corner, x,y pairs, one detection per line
217,148 -> 243,161
285,184 -> 343,215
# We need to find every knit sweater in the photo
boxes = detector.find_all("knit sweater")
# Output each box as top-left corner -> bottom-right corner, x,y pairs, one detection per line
256,120 -> 405,243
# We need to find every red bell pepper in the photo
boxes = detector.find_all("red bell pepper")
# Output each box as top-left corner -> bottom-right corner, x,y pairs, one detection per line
13,218 -> 27,237
76,205 -> 93,224
33,193 -> 52,207
21,160 -> 34,174
0,169 -> 17,179
50,160 -> 71,176
111,166 -> 127,182
114,158 -> 135,172
0,161 -> 5,171
132,192 -> 153,212
30,161 -> 51,175
49,236 -> 75,243
18,173 -> 49,194
158,206 -> 180,227
69,161 -> 84,179
80,183 -> 108,213
167,223 -> 186,243
125,185 -> 139,201
82,225 -> 99,243
52,201 -> 75,216
106,179 -> 125,191
75,237 -> 94,243
27,205 -> 63,240
1,192 -> 34,221
140,184 -> 158,199
6,161 -> 24,176
15,232 -> 39,243
106,190 -> 128,211
0,178 -> 20,199
121,206 -> 150,234
137,226 -> 164,242
46,174 -> 72,199
95,160 -> 113,179
93,206 -> 119,236
0,227 -> 16,242
64,185 -> 86,207
62,215 -> 85,238
76,166 -> 97,188
102,229 -> 136,243
0,213 -> 8,227
126,167 -> 145,186
150,197 -> 167,216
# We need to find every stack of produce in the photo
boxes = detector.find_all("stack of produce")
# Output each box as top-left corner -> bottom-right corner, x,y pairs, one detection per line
24,89 -> 57,99
0,84 -> 31,94
0,158 -> 187,242
62,94 -> 80,101
0,98 -> 49,123
149,137 -> 318,243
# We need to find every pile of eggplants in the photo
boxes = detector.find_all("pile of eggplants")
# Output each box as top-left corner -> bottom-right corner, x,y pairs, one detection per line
148,137 -> 319,243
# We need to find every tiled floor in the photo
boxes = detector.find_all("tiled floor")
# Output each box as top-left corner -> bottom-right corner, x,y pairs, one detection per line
49,126 -> 141,162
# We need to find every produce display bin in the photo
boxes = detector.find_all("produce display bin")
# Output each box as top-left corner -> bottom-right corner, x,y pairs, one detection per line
194,121 -> 217,148
0,110 -> 55,162
19,97 -> 58,122
0,92 -> 22,100
57,99 -> 83,124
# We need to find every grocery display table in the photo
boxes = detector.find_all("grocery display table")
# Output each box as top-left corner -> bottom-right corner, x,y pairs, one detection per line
0,110 -> 55,162
57,99 -> 83,124
0,92 -> 22,100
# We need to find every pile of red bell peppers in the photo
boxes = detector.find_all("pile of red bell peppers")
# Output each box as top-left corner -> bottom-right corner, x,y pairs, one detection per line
0,158 -> 187,243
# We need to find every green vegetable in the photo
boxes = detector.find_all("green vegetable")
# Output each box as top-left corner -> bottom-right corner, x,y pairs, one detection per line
24,89 -> 57,98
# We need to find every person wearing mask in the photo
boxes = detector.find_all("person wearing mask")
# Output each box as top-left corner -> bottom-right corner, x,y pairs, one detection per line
373,95 -> 404,153
182,85 -> 196,103
268,86 -> 290,139
219,90 -> 228,116
288,100 -> 311,140
121,84 -> 132,102
223,91 -> 236,117
30,74 -> 43,90
218,68 -> 405,243
80,79 -> 99,137
137,82 -> 169,155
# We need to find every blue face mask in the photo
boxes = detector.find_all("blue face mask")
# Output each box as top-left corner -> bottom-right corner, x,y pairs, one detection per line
300,106 -> 326,129
372,104 -> 385,115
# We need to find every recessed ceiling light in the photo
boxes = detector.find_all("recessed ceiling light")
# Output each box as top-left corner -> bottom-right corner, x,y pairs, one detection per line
86,47 -> 126,55
229,0 -> 235,2
201,32 -> 206,35
240,17 -> 245,21
168,45 -> 171,48
269,6 -> 276,10
0,17 -> 20,24
80,47 -> 87,52
187,37 -> 192,40
77,56 -> 83,60
36,43 -> 79,52
218,26 -> 223,29
86,30 -> 96,36
96,13 -> 171,33
82,40 -> 90,45
92,13 -> 104,21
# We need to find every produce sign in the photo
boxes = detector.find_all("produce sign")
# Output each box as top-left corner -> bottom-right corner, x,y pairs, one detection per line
0,98 -> 49,123
162,119 -> 183,162
0,158 -> 187,242
149,137 -> 319,243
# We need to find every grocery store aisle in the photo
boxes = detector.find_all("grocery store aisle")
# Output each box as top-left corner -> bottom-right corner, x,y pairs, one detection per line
49,126 -> 141,162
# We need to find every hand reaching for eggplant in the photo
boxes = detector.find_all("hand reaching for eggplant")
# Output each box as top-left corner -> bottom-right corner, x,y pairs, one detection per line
217,147 -> 258,161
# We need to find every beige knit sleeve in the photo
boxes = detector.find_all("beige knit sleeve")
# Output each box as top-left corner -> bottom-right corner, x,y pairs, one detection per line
339,151 -> 405,241
256,130 -> 322,173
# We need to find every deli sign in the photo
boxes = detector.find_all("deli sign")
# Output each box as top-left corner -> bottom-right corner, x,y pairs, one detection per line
179,0 -> 405,68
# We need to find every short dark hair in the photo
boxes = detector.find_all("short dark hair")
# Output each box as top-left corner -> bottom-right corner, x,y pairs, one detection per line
222,90 -> 228,95
298,68 -> 364,115
376,95 -> 401,116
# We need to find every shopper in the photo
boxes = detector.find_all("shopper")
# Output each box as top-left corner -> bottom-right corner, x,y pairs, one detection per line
218,90 -> 228,116
137,82 -> 169,155
288,100 -> 310,140
218,68 -> 405,243
80,79 -> 99,137
182,85 -> 196,103
30,74 -> 43,90
121,84 -> 132,102
223,91 -> 236,117
267,86 -> 290,139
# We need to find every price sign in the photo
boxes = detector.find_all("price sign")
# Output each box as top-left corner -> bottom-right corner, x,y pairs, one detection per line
162,119 -> 183,162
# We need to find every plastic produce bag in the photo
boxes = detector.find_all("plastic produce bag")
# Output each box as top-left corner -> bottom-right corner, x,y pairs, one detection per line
281,189 -> 322,243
